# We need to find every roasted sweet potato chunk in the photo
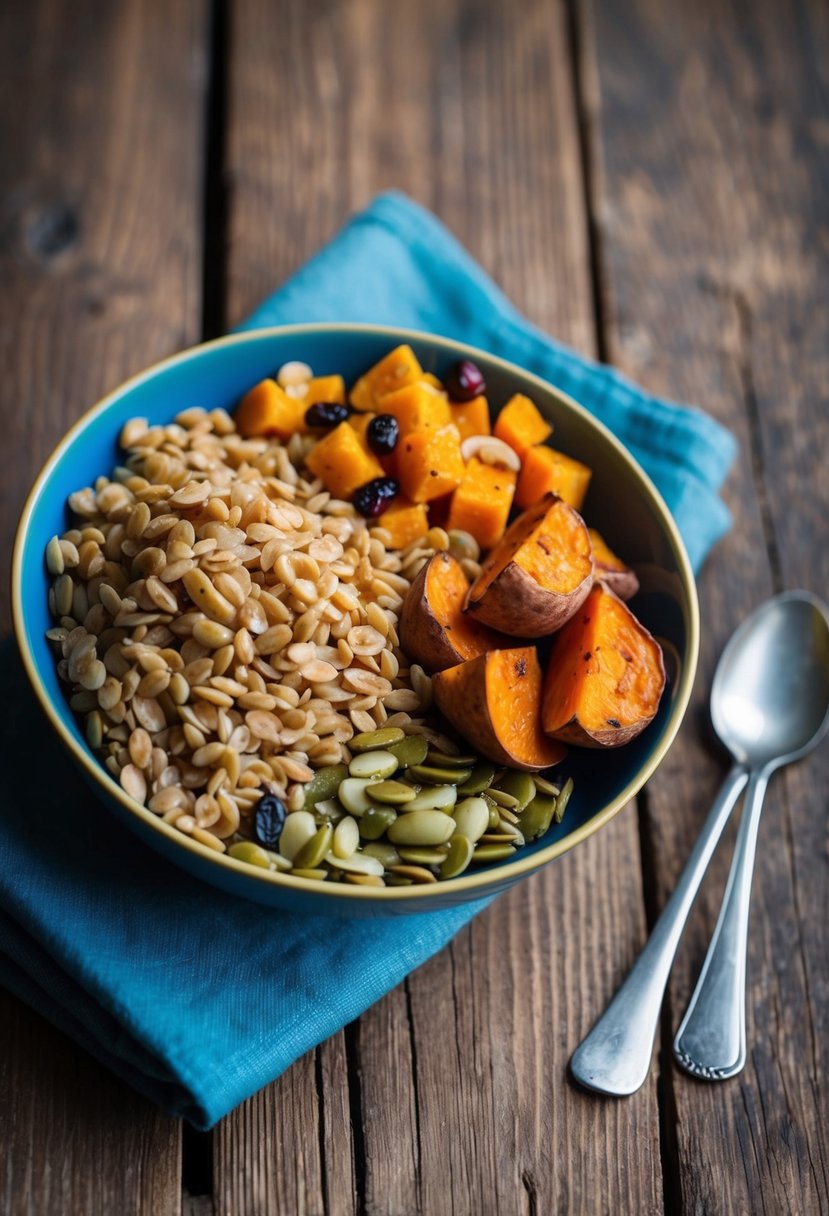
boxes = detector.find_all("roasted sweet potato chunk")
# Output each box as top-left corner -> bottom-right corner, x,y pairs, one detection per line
400,552 -> 511,673
541,584 -> 665,747
587,528 -> 640,601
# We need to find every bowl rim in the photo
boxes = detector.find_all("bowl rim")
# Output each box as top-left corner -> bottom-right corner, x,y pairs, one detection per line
12,322 -> 700,904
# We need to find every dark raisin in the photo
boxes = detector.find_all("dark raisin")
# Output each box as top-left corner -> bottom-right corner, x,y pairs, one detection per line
444,359 -> 486,401
353,476 -> 400,518
253,792 -> 287,848
367,413 -> 399,455
304,401 -> 351,427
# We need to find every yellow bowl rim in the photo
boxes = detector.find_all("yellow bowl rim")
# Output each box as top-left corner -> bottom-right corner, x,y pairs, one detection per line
12,322 -> 700,904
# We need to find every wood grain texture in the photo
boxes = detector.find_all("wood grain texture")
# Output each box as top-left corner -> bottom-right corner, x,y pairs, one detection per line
0,0 -> 208,1211
219,1 -> 661,1212
584,0 -> 829,1210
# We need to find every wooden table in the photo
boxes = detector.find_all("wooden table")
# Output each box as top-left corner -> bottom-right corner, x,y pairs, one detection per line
2,1 -> 827,1212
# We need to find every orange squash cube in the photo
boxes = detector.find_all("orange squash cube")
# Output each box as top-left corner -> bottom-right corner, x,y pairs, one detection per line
398,426 -> 466,503
421,372 -> 444,390
515,445 -> 592,512
305,374 -> 346,406
447,457 -> 517,551
378,382 -> 451,435
450,395 -> 491,441
494,393 -> 552,456
349,345 -> 423,410
304,422 -> 385,500
378,498 -> 430,549
235,378 -> 305,440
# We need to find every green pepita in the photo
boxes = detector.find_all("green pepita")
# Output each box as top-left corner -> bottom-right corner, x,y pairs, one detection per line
338,776 -> 380,816
533,772 -> 561,797
387,864 -> 438,884
493,771 -> 536,810
302,763 -> 349,809
439,834 -> 474,879
386,734 -> 429,769
424,750 -> 477,768
348,750 -> 399,779
554,777 -> 574,823
290,867 -> 328,881
325,850 -> 385,876
278,809 -> 317,861
387,809 -> 457,847
409,763 -> 473,785
333,815 -> 360,859
452,796 -> 490,843
359,805 -> 398,840
385,873 -> 414,887
486,786 -> 520,809
362,841 -> 401,867
367,779 -> 417,805
457,762 -> 496,795
291,823 -> 333,869
397,846 -> 449,866
350,727 -> 406,752
406,783 -> 458,812
520,793 -> 557,841
471,843 -> 517,863
483,796 -> 502,830
228,840 -> 270,868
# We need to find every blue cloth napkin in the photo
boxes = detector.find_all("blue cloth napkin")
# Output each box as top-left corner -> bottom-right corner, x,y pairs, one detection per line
0,193 -> 736,1128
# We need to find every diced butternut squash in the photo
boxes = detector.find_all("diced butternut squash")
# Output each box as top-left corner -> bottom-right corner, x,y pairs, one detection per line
378,498 -> 429,549
515,444 -> 592,512
450,395 -> 491,441
305,374 -> 346,406
398,426 -> 466,503
349,344 -> 423,410
494,393 -> 552,456
378,382 -> 451,435
304,422 -> 384,500
421,372 -> 444,390
447,457 -> 516,551
347,411 -> 374,442
235,378 -> 305,440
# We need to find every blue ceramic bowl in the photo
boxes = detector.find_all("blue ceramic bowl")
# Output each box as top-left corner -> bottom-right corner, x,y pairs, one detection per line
13,324 -> 698,916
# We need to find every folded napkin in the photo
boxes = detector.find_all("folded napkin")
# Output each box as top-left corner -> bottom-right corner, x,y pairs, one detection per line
0,193 -> 736,1128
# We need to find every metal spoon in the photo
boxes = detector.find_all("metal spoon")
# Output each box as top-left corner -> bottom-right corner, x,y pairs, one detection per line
673,590 -> 829,1080
570,589 -> 829,1097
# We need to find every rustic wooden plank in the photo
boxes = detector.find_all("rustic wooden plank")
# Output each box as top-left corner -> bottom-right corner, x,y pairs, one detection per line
219,1 -> 662,1212
0,0 -> 209,1210
583,0 -> 829,1210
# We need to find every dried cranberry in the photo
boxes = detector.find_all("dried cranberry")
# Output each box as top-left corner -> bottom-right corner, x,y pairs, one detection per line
253,791 -> 287,848
304,401 -> 351,427
353,477 -> 400,518
444,359 -> 486,401
367,413 -> 399,456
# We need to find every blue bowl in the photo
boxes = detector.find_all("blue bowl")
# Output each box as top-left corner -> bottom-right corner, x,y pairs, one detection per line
13,324 -> 698,916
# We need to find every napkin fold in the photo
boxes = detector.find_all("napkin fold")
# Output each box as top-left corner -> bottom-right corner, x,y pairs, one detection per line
0,193 -> 736,1127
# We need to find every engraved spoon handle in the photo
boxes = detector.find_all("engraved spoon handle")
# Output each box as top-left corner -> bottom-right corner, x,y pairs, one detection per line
673,766 -> 770,1079
570,764 -> 749,1096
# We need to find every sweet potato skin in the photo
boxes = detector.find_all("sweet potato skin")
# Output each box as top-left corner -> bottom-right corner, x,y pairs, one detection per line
541,585 -> 666,747
400,552 -> 509,672
432,648 -> 567,771
587,528 -> 640,601
464,494 -> 594,637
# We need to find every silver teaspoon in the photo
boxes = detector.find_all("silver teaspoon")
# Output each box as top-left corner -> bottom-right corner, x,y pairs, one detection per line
673,590 -> 829,1080
570,590 -> 829,1097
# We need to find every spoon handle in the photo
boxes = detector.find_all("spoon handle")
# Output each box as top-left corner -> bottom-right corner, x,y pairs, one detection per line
570,764 -> 749,1096
673,766 -> 770,1080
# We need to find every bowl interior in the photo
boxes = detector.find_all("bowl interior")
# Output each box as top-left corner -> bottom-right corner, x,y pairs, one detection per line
15,325 -> 696,912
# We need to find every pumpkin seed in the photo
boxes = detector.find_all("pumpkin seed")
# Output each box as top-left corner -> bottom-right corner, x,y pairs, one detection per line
362,841 -> 401,867
493,771 -> 536,810
387,864 -> 437,884
338,777 -> 380,816
480,833 -> 516,844
471,843 -> 516,863
292,823 -> 333,869
405,783 -> 457,812
554,777 -> 574,823
386,734 -> 429,768
359,805 -> 398,840
302,763 -> 349,809
387,809 -> 456,847
291,867 -> 328,881
344,872 -> 386,887
325,851 -> 384,876
333,814 -> 360,858
278,810 -> 317,860
520,793 -> 557,841
483,797 -> 502,830
424,750 -> 477,768
457,762 -> 496,795
486,786 -> 520,809
452,796 -> 489,843
385,873 -> 414,886
533,773 -> 561,796
397,846 -> 449,866
367,779 -> 417,805
349,750 -> 399,779
228,840 -> 270,868
409,763 -> 473,785
440,834 -> 474,879
350,726 -> 406,752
